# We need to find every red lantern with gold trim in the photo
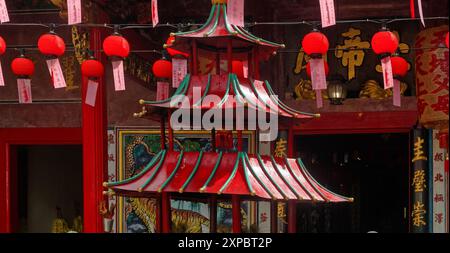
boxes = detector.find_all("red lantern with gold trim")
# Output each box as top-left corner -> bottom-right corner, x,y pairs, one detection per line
11,56 -> 35,77
152,59 -> 173,79
81,58 -> 104,79
0,36 -> 6,56
103,33 -> 130,59
38,33 -> 66,57
391,56 -> 409,78
371,30 -> 399,56
302,31 -> 329,56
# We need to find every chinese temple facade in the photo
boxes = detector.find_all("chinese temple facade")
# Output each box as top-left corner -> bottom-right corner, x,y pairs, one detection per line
0,0 -> 448,234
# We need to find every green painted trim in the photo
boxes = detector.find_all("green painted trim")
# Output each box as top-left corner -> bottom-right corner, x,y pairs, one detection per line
174,4 -> 217,36
139,150 -> 168,191
222,4 -> 237,35
256,154 -> 288,199
143,74 -> 191,105
270,156 -> 302,200
243,153 -> 274,199
233,25 -> 284,47
193,74 -> 212,107
264,80 -> 318,117
284,157 -> 317,201
180,151 -> 204,192
249,78 -> 283,114
106,150 -> 163,187
216,74 -> 232,108
200,152 -> 223,190
231,75 -> 248,106
218,152 -> 241,194
297,158 -> 352,202
206,4 -> 221,37
295,158 -> 328,201
240,154 -> 254,195
159,151 -> 185,191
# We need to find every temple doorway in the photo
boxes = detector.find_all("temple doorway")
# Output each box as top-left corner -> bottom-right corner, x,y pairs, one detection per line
14,145 -> 83,233
294,133 -> 410,233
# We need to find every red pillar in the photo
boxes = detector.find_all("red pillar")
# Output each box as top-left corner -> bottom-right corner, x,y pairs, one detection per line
270,202 -> 278,233
209,196 -> 218,233
161,192 -> 172,233
287,200 -> 297,233
232,195 -> 242,233
82,28 -> 107,233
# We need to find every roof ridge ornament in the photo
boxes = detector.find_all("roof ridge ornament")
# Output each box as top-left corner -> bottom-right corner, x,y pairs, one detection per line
212,0 -> 227,4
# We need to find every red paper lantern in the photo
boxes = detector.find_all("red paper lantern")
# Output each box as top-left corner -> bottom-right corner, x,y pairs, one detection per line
301,31 -> 329,56
306,60 -> 330,77
166,36 -> 189,58
103,35 -> 130,58
391,56 -> 409,77
152,59 -> 172,79
38,33 -> 66,57
0,36 -> 6,56
11,57 -> 35,77
232,61 -> 245,78
371,30 -> 399,55
81,59 -> 104,78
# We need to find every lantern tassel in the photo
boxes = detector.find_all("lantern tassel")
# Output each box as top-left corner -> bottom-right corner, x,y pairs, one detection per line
417,0 -> 426,27
157,81 -> 170,101
46,58 -> 67,89
0,60 -> 5,87
393,79 -> 401,107
316,90 -> 323,108
410,0 -> 415,18
381,56 -> 394,90
112,60 -> 126,91
17,78 -> 33,104
85,79 -> 99,107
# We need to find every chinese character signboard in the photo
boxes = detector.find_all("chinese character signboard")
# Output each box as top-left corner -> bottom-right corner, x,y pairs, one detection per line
432,130 -> 447,233
410,128 -> 429,233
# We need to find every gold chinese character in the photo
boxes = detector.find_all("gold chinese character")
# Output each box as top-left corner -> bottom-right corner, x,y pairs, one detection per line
412,169 -> 426,192
412,201 -> 427,228
412,137 -> 427,162
274,138 -> 288,158
335,28 -> 371,80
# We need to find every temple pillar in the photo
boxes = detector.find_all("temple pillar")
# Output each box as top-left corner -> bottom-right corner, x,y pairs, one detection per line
82,28 -> 107,233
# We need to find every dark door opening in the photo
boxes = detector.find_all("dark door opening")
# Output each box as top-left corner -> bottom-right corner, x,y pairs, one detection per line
15,145 -> 83,233
294,133 -> 409,233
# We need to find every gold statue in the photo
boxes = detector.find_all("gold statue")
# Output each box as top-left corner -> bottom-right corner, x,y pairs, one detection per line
359,80 -> 407,99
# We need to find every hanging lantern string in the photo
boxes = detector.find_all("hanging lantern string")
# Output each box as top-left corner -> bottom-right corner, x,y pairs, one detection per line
0,16 -> 447,30
4,45 -> 445,55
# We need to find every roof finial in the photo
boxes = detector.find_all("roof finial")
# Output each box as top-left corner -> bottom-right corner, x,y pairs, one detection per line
212,0 -> 227,4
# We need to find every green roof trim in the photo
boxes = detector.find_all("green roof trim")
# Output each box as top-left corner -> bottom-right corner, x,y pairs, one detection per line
243,153 -> 274,199
106,150 -> 164,187
200,152 -> 224,191
138,150 -> 168,191
270,156 -> 303,200
158,151 -> 185,192
218,152 -> 242,194
179,151 -> 204,193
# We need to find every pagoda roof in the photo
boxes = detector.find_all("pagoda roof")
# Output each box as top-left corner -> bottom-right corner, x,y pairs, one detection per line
141,74 -> 319,119
104,150 -> 353,202
165,1 -> 285,60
